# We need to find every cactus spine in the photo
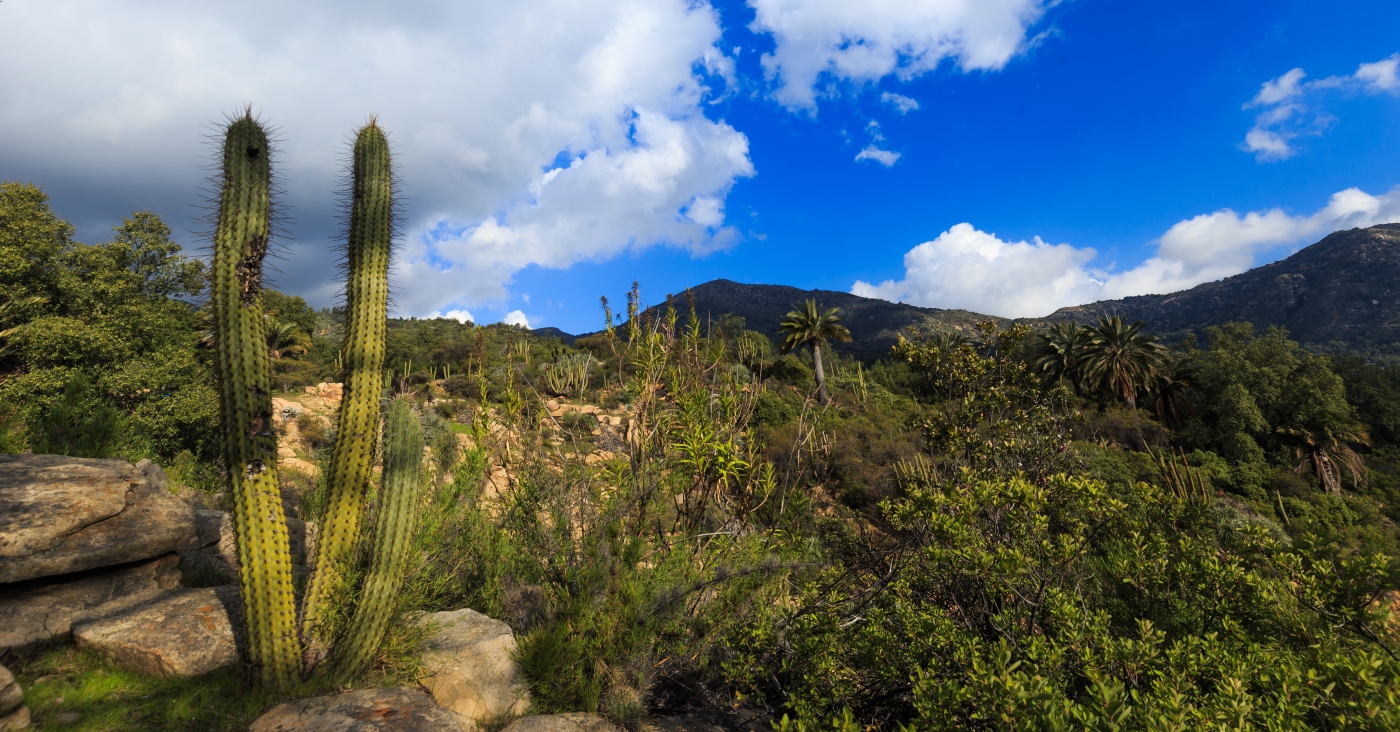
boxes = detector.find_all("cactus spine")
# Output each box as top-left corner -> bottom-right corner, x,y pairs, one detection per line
210,112 -> 300,689
301,121 -> 395,661
326,396 -> 423,682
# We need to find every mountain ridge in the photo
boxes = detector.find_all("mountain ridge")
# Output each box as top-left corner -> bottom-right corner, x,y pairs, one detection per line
543,224 -> 1400,360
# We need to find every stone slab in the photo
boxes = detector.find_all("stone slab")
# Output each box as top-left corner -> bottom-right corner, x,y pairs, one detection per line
73,584 -> 242,678
417,609 -> 530,730
0,553 -> 180,650
0,454 -> 198,583
502,714 -> 616,732
251,687 -> 461,732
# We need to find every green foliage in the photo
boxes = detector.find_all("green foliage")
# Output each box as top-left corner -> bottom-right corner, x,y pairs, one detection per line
893,321 -> 1079,480
768,354 -> 815,390
28,373 -> 122,458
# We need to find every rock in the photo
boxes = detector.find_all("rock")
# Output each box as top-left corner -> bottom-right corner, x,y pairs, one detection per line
0,663 -> 28,731
501,714 -> 616,732
0,664 -> 20,713
0,707 -> 28,731
73,585 -> 242,678
135,459 -> 170,492
176,485 -> 227,511
251,687 -> 461,732
0,553 -> 180,650
417,609 -> 530,730
0,454 -> 199,584
186,510 -> 315,566
312,382 -> 344,401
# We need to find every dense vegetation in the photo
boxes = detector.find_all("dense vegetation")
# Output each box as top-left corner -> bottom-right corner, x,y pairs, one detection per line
2,180 -> 1398,729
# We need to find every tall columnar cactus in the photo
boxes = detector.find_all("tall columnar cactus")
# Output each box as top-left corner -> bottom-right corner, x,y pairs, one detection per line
301,121 -> 395,660
326,396 -> 423,682
210,111 -> 300,689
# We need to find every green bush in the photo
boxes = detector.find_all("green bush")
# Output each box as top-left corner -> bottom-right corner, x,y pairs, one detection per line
768,354 -> 814,390
29,373 -> 122,458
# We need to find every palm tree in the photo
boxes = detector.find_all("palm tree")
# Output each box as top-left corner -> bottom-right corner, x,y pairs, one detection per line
779,299 -> 851,405
928,331 -> 973,354
1080,315 -> 1169,410
1027,321 -> 1089,395
1277,422 -> 1370,493
266,318 -> 311,359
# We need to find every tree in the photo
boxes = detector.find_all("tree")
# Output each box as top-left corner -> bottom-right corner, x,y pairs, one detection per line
1151,354 -> 1196,431
1027,321 -> 1089,395
778,299 -> 851,404
1080,315 -> 1168,409
266,316 -> 311,359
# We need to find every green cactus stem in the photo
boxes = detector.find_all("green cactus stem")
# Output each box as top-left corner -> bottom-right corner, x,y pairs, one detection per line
325,396 -> 423,682
301,121 -> 394,661
210,111 -> 301,689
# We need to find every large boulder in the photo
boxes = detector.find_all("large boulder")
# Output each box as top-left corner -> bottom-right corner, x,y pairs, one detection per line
0,553 -> 180,650
251,687 -> 461,732
73,584 -> 242,678
417,609 -> 530,730
501,714 -> 616,732
0,663 -> 27,731
0,454 -> 198,583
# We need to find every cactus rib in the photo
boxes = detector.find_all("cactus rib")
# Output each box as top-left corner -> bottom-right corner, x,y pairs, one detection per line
210,111 -> 300,689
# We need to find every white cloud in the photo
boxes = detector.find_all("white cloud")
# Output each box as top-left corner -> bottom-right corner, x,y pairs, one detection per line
852,224 -> 1100,317
749,0 -> 1049,110
880,92 -> 920,114
1356,54 -> 1400,92
0,0 -> 752,316
502,310 -> 531,328
855,145 -> 900,167
853,185 -> 1400,318
1243,54 -> 1400,162
430,309 -> 476,324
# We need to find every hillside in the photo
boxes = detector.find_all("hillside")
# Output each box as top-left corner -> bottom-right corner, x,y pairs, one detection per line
644,279 -> 1004,360
1048,224 -> 1400,355
593,224 -> 1400,360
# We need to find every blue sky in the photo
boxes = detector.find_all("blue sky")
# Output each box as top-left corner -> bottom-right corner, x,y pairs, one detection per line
2,0 -> 1398,332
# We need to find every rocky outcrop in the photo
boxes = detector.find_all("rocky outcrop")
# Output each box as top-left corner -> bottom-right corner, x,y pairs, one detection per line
417,609 -> 530,730
73,585 -> 242,678
0,553 -> 180,649
0,454 -> 198,583
0,664 -> 28,731
251,687 -> 461,731
501,714 -> 616,732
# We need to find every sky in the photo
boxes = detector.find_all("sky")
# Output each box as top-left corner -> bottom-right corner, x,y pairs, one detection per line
2,0 -> 1398,332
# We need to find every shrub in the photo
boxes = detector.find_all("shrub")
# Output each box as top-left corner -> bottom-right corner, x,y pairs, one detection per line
296,411 -> 332,451
768,354 -> 814,390
29,373 -> 122,458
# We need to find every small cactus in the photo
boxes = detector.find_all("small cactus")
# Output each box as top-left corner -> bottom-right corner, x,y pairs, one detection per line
209,111 -> 300,689
325,396 -> 424,682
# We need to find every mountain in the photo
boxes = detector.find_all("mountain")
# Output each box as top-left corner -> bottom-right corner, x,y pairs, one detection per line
635,279 -> 1004,361
1047,224 -> 1400,356
554,224 -> 1400,361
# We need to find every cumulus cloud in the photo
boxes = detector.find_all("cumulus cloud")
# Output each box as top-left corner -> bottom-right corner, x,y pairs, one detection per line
749,0 -> 1050,110
855,145 -> 901,167
502,310 -> 531,328
1243,54 -> 1400,161
880,92 -> 920,114
853,185 -> 1400,318
0,0 -> 752,316
430,309 -> 476,324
